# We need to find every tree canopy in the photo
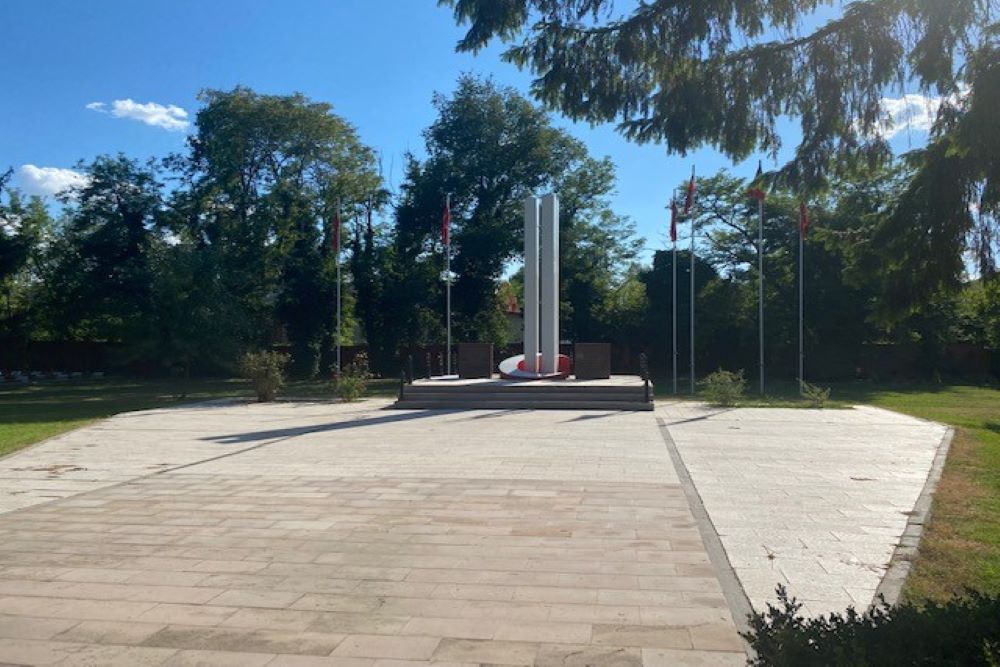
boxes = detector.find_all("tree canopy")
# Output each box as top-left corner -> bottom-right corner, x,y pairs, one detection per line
1,77 -> 996,382
442,0 -> 999,321
442,0 -> 994,185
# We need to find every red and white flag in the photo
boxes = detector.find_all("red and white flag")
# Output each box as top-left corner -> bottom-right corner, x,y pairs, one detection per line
683,169 -> 696,215
747,161 -> 766,201
441,196 -> 451,247
670,197 -> 678,243
798,201 -> 810,237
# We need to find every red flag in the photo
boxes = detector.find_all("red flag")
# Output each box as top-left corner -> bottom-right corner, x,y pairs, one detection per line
747,161 -> 766,201
333,208 -> 341,253
441,196 -> 451,247
670,198 -> 678,243
683,170 -> 696,215
798,202 -> 810,237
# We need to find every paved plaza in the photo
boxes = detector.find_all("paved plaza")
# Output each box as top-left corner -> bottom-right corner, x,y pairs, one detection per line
658,403 -> 948,617
0,398 -> 949,665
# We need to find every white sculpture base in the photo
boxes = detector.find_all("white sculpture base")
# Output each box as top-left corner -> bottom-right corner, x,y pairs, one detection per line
498,353 -> 571,380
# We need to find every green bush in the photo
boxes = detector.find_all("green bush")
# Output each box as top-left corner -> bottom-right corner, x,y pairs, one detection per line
239,350 -> 289,402
336,352 -> 372,402
800,380 -> 832,408
700,368 -> 746,406
744,585 -> 1000,666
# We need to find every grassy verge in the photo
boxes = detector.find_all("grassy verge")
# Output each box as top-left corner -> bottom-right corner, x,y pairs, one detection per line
857,385 -> 1000,602
0,375 -> 399,458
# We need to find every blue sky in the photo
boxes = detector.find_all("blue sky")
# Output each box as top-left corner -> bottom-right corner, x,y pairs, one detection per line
4,1 -> 939,261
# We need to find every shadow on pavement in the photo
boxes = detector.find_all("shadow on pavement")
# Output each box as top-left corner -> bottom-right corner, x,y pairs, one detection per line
200,408 -> 455,445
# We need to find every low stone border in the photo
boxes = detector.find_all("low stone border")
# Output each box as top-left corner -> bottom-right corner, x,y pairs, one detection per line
872,426 -> 956,607
656,418 -> 755,657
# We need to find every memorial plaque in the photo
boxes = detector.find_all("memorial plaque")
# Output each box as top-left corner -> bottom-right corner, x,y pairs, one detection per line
458,342 -> 494,379
574,343 -> 611,380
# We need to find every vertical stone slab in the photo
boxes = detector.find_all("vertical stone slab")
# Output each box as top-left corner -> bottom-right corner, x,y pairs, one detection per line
540,194 -> 560,375
523,197 -> 540,373
457,342 -> 494,379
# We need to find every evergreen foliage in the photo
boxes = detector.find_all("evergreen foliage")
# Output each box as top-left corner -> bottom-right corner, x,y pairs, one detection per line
744,585 -> 1000,666
442,0 -> 1000,319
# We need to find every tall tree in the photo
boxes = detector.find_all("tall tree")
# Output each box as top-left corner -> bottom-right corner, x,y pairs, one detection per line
42,155 -> 161,341
443,0 -> 992,185
1,173 -> 51,332
393,74 -> 635,347
178,87 -> 381,375
443,0 -> 999,319
556,156 -> 640,341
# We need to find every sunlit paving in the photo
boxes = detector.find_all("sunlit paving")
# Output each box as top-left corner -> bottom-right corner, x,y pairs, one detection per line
2,1 -> 998,665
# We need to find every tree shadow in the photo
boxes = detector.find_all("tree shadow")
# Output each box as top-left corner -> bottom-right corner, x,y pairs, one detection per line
200,407 -> 456,445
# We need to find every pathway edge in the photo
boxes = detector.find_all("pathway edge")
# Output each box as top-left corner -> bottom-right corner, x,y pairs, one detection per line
656,417 -> 755,659
872,425 -> 955,607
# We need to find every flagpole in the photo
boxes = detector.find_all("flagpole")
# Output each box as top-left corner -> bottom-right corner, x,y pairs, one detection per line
799,218 -> 805,395
336,200 -> 342,379
445,193 -> 452,376
758,197 -> 765,396
689,173 -> 696,396
672,229 -> 678,396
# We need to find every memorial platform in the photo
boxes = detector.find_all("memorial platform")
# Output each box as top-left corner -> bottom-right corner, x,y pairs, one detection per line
393,375 -> 653,411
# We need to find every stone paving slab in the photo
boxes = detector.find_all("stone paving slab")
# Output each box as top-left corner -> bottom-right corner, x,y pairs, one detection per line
659,402 -> 947,617
0,401 -> 369,515
0,401 -> 743,666
189,403 -> 677,484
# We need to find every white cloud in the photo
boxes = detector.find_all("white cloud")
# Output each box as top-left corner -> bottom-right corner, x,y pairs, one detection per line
86,98 -> 190,131
878,94 -> 943,137
15,165 -> 89,198
875,88 -> 968,139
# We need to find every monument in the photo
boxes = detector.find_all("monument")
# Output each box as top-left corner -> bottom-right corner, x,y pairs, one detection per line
394,192 -> 651,410
498,194 -> 571,379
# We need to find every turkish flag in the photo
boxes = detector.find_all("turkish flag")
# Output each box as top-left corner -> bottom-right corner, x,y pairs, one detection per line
747,161 -> 766,201
683,172 -> 696,215
441,198 -> 451,247
670,198 -> 678,243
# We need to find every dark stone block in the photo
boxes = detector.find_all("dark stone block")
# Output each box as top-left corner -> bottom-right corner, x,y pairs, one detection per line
574,343 -> 611,380
458,343 -> 494,379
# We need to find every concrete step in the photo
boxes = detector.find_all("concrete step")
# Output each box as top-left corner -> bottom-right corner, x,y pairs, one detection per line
406,383 -> 648,396
392,399 -> 654,411
400,391 -> 646,402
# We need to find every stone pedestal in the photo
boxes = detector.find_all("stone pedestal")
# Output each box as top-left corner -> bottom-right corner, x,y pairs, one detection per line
458,343 -> 494,379
574,343 -> 611,380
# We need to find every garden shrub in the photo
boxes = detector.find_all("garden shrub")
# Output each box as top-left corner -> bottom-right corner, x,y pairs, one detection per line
239,350 -> 289,402
800,380 -> 832,408
700,368 -> 746,406
337,352 -> 372,402
744,585 -> 1000,666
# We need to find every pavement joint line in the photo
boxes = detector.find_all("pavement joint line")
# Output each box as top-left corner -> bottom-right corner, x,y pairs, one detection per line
656,416 -> 755,658
872,424 -> 955,608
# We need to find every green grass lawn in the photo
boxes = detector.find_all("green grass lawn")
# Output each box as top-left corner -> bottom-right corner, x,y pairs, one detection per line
0,375 -> 399,458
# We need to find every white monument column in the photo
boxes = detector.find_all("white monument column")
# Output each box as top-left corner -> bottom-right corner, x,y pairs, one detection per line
540,194 -> 559,374
523,197 -> 540,373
